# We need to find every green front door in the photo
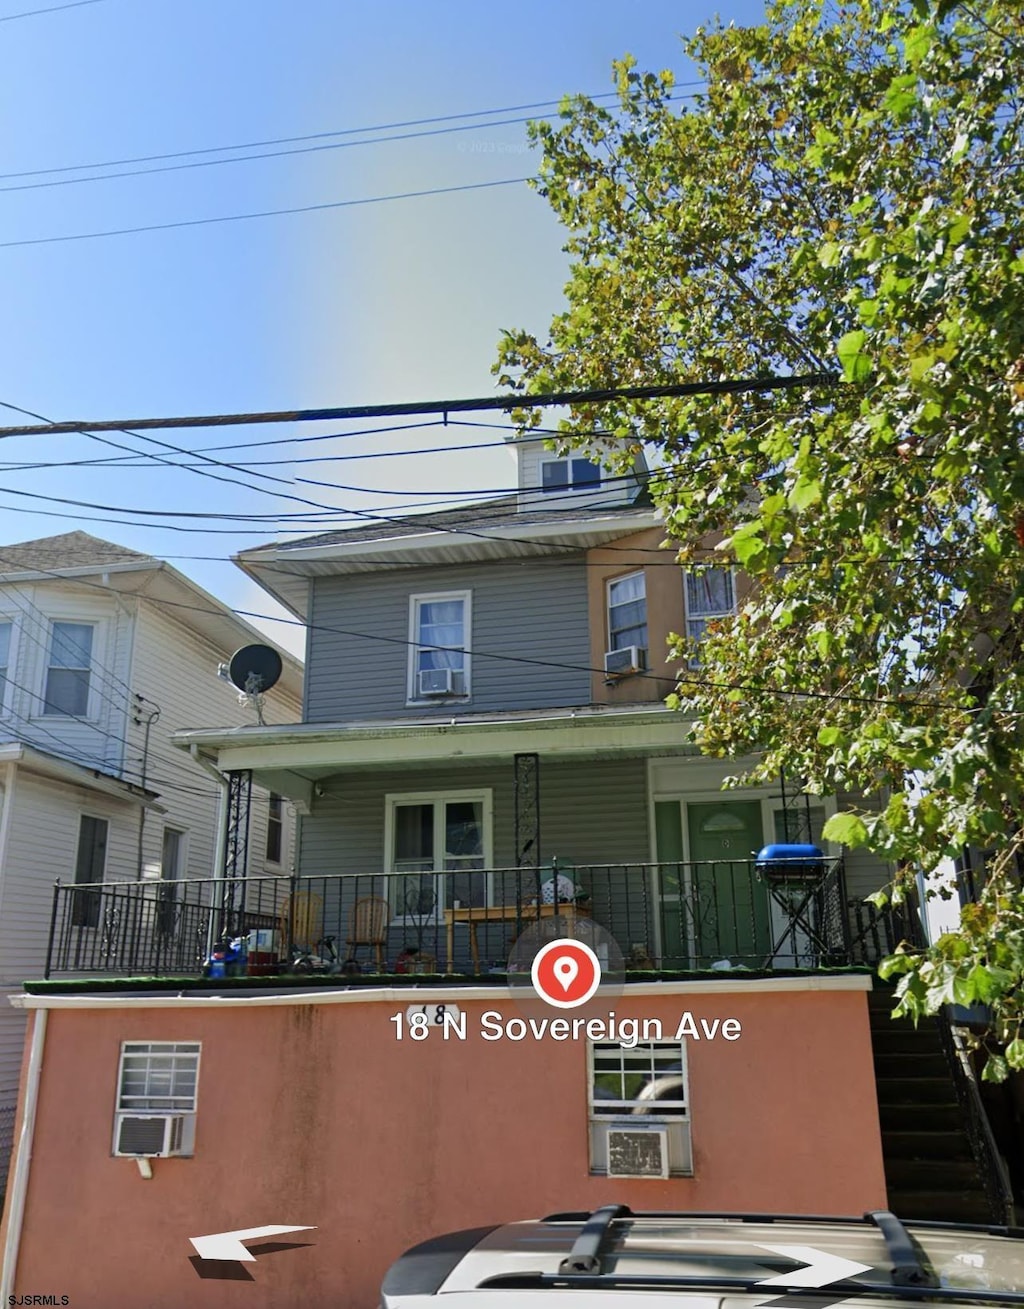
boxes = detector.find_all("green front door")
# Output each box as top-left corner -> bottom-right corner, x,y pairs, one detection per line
687,800 -> 770,965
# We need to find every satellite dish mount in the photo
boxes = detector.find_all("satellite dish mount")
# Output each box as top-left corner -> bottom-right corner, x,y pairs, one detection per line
227,644 -> 283,726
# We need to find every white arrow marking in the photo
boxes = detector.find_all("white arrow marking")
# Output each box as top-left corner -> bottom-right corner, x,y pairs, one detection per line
756,1244 -> 872,1288
190,1225 -> 316,1262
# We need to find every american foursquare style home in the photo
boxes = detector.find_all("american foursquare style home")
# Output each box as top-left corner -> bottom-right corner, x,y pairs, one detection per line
1,438 -> 1005,1309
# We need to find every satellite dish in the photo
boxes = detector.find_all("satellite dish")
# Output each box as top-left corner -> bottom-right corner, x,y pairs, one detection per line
228,644 -> 283,695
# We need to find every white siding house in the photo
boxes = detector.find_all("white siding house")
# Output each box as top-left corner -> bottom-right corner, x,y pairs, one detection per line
0,532 -> 303,1185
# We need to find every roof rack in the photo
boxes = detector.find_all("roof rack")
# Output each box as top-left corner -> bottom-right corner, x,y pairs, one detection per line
557,1204 -> 632,1276
865,1210 -> 939,1289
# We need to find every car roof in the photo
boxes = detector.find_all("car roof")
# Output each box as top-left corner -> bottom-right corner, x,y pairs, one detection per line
381,1206 -> 1024,1306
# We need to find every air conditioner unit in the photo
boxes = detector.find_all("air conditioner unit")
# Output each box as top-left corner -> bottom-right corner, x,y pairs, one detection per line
113,1112 -> 187,1158
604,646 -> 647,677
605,1124 -> 669,1179
418,667 -> 456,697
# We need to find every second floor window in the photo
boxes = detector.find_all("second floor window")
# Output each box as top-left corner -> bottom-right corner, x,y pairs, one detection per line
540,457 -> 601,492
683,569 -> 735,666
44,621 -> 93,717
0,620 -> 10,707
608,572 -> 648,653
409,592 -> 470,700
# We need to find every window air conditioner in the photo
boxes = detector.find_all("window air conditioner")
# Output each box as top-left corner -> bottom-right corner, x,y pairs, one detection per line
604,646 -> 647,676
418,667 -> 456,697
605,1124 -> 669,1179
113,1112 -> 187,1158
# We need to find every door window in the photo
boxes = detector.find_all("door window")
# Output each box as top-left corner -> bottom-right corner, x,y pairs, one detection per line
389,794 -> 489,919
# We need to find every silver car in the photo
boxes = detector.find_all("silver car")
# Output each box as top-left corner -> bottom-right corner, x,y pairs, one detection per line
381,1205 -> 1024,1307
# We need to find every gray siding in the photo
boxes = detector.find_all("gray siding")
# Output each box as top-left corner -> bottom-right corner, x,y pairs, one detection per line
296,756 -> 651,971
305,558 -> 590,722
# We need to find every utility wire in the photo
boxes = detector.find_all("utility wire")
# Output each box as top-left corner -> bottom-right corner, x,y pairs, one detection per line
0,86 -> 704,183
0,0 -> 102,20
0,176 -> 533,250
0,372 -> 840,437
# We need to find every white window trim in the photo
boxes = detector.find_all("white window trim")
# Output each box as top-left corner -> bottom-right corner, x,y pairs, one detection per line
75,811 -> 110,883
36,612 -> 108,722
384,788 -> 493,925
587,1039 -> 693,1178
406,590 -> 472,705
0,613 -> 16,717
161,825 -> 189,880
606,570 -> 648,653
538,455 -> 602,493
113,1040 -> 201,1158
682,566 -> 736,669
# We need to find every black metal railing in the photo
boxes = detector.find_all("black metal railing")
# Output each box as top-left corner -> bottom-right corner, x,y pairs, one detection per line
44,856 -> 850,979
938,1014 -> 1017,1225
846,891 -> 928,966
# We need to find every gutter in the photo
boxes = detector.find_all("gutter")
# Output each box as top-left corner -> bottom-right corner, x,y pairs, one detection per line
0,1009 -> 47,1299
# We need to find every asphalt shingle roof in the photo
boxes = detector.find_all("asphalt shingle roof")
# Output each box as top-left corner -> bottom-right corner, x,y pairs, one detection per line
244,492 -> 654,555
0,531 -> 154,574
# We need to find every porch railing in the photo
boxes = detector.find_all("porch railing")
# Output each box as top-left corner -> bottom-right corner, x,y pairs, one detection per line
44,857 -> 854,979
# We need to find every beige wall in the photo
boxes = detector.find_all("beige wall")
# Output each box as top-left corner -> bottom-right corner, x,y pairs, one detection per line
3,984 -> 886,1309
587,528 -> 753,706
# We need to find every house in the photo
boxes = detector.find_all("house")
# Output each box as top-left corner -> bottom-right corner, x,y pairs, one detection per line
2,445 -> 981,1307
0,532 -> 302,1189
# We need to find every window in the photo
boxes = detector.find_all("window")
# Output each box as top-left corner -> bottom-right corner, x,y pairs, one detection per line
114,1041 -> 200,1157
540,457 -> 601,493
773,805 -> 827,847
0,620 -> 11,707
387,791 -> 491,919
408,592 -> 470,700
43,620 -> 93,716
607,572 -> 648,653
157,827 -> 186,934
266,793 -> 284,864
71,814 -> 107,928
683,568 -> 736,666
589,1040 -> 693,1176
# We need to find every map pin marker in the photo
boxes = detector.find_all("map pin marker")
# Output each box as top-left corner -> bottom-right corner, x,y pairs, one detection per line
553,955 -> 579,992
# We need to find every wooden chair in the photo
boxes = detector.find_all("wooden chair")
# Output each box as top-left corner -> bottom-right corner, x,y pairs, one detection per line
345,896 -> 390,972
278,890 -> 323,955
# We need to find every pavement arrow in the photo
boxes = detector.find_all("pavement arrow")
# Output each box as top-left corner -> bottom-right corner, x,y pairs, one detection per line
190,1225 -> 316,1262
755,1244 -> 872,1289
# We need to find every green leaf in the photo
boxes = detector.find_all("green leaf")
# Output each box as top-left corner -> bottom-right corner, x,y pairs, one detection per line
822,812 -> 869,847
981,1052 -> 1009,1084
1005,1039 -> 1024,1070
837,330 -> 871,383
789,473 -> 822,511
817,725 -> 843,746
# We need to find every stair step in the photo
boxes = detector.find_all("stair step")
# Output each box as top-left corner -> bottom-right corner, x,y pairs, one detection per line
881,1130 -> 974,1161
886,1189 -> 993,1224
879,1104 -> 964,1132
875,1077 -> 960,1106
885,1157 -> 983,1188
870,1031 -> 944,1056
873,1052 -> 950,1078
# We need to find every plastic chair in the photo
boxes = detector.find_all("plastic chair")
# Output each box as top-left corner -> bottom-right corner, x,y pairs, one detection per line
345,896 -> 390,972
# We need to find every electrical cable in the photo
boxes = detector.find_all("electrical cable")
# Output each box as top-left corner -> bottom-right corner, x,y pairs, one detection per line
0,85 -> 705,183
0,176 -> 533,250
0,0 -> 102,20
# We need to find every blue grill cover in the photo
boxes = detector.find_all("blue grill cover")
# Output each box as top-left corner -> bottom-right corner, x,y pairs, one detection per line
755,843 -> 825,880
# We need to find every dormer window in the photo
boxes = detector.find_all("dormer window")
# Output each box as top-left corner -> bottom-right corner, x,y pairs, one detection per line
540,457 -> 601,493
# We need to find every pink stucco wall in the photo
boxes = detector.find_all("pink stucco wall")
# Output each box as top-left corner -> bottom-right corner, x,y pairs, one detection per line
2,984 -> 885,1309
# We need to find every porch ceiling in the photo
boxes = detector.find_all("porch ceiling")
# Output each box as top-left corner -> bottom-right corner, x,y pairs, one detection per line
173,705 -> 698,791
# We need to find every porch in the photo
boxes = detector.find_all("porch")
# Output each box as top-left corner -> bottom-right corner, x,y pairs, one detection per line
40,855 -> 896,980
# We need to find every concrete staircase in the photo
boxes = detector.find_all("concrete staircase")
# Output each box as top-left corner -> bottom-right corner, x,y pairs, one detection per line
868,987 -> 992,1223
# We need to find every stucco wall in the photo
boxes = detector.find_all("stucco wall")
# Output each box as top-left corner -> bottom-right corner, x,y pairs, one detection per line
3,982 -> 885,1309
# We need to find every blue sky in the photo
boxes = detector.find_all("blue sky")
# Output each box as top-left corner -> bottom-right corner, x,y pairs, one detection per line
0,0 -> 767,657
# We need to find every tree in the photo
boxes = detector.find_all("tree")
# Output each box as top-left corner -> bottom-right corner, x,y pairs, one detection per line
494,0 -> 1024,1075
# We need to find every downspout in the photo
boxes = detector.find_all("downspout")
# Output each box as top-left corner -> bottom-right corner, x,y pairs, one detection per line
190,744 -> 229,960
0,1008 -> 47,1299
134,700 -> 161,880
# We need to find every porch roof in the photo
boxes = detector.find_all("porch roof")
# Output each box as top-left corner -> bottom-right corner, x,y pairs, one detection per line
172,704 -> 697,808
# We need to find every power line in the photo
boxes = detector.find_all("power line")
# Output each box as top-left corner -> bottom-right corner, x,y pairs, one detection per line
0,372 -> 840,438
0,553 -> 982,717
0,86 -> 704,184
0,0 -> 102,20
0,176 -> 533,250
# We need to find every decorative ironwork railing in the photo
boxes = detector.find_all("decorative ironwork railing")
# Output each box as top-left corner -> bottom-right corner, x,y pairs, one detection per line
43,857 -> 854,980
